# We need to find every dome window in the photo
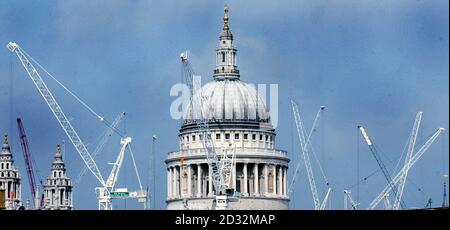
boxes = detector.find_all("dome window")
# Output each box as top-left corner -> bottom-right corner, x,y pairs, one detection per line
243,133 -> 248,140
252,134 -> 256,140
225,133 -> 230,140
221,52 -> 226,63
234,133 -> 239,140
216,133 -> 221,140
192,135 -> 196,142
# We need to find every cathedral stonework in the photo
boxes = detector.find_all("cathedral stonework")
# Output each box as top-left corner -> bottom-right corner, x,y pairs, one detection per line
43,144 -> 73,210
0,134 -> 22,210
166,6 -> 289,210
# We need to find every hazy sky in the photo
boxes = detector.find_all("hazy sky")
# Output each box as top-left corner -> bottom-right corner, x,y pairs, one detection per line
0,0 -> 448,210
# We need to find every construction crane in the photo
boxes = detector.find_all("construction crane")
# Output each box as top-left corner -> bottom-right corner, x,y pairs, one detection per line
367,126 -> 445,209
7,42 -> 146,210
16,117 -> 43,209
291,100 -> 331,210
442,181 -> 448,208
180,52 -> 235,210
392,112 -> 422,210
357,125 -> 406,209
343,190 -> 358,210
76,112 -> 125,186
288,105 -> 325,197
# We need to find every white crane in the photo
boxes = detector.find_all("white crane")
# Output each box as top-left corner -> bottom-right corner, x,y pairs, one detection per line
76,112 -> 125,186
7,42 -> 146,210
288,104 -> 325,197
180,52 -> 235,210
290,100 -> 331,210
367,126 -> 445,209
358,126 -> 406,209
343,190 -> 359,210
392,112 -> 422,210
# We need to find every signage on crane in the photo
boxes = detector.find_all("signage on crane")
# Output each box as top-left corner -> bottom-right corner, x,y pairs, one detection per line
110,191 -> 130,197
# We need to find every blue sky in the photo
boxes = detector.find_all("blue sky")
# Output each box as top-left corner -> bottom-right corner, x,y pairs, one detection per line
0,0 -> 448,210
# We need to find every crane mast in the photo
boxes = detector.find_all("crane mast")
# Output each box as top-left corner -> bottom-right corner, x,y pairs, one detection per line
105,137 -> 131,189
368,127 -> 445,209
180,52 -> 231,209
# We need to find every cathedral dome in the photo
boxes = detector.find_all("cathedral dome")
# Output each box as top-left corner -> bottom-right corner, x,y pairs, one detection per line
183,79 -> 270,123
182,5 -> 271,126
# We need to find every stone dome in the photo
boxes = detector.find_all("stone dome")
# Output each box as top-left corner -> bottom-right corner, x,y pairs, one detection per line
183,78 -> 271,124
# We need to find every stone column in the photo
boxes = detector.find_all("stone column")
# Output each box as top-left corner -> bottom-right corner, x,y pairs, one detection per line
278,165 -> 283,196
170,167 -> 175,198
243,163 -> 248,196
208,165 -> 213,196
232,162 -> 236,189
187,164 -> 192,197
283,166 -> 287,197
167,167 -> 171,199
264,164 -> 268,195
272,165 -> 277,195
175,166 -> 179,198
254,163 -> 259,196
197,164 -> 202,197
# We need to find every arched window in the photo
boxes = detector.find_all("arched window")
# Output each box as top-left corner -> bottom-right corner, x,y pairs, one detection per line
222,52 -> 225,63
1,163 -> 3,169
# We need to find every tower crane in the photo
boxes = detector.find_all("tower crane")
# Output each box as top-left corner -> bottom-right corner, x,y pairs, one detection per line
357,125 -> 406,209
290,100 -> 331,210
7,42 -> 146,210
180,52 -> 235,210
392,112 -> 422,210
367,125 -> 445,209
76,112 -> 125,186
16,117 -> 44,209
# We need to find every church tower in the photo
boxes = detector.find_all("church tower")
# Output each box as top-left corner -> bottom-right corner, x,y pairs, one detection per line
0,134 -> 22,210
43,144 -> 73,210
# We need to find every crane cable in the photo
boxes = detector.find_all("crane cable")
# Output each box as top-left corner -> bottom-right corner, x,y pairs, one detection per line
128,145 -> 144,191
299,112 -> 330,187
20,48 -> 124,137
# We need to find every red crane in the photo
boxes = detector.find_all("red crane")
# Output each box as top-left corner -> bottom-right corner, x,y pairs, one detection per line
16,117 -> 42,209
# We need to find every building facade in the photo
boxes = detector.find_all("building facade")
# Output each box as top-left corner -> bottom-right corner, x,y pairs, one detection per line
0,134 -> 22,210
166,6 -> 290,210
43,144 -> 73,210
